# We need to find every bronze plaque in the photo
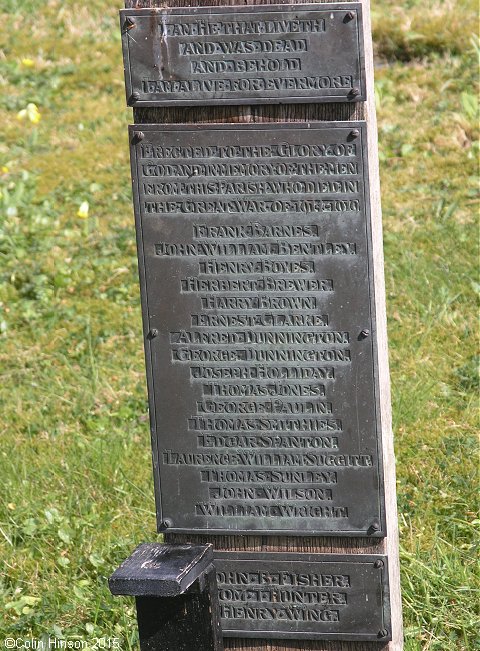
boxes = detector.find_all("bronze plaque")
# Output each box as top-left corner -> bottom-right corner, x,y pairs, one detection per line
120,4 -> 366,106
214,552 -> 391,641
130,123 -> 385,536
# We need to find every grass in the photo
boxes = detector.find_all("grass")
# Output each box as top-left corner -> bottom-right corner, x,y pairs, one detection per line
0,0 -> 478,649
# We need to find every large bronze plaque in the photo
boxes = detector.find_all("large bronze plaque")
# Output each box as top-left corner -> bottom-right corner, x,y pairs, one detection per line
214,552 -> 391,641
120,4 -> 365,106
130,123 -> 385,536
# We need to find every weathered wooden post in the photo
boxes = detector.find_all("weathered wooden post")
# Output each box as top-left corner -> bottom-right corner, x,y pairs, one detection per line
110,1 -> 403,649
109,544 -> 223,650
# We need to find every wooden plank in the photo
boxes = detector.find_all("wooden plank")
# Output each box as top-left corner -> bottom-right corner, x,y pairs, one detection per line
109,543 -> 214,596
123,0 -> 403,648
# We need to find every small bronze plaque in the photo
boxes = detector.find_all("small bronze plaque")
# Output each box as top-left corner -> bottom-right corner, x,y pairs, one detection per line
120,4 -> 365,106
214,552 -> 391,641
130,123 -> 385,536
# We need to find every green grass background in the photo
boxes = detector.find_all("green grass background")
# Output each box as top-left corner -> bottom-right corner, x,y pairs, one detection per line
0,0 -> 478,649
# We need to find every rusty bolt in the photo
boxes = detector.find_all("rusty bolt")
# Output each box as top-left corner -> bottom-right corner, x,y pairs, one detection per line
374,559 -> 384,569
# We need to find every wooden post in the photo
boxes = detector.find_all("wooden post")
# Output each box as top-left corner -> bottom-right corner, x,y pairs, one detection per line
109,543 -> 224,651
123,0 -> 403,649
134,568 -> 223,651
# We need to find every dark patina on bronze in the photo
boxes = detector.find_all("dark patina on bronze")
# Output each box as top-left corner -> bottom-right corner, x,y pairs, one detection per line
214,552 -> 392,641
120,4 -> 366,106
129,123 -> 385,537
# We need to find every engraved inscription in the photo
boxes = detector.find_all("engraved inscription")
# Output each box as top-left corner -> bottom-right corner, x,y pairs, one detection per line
214,553 -> 391,641
121,4 -> 366,106
131,123 -> 385,536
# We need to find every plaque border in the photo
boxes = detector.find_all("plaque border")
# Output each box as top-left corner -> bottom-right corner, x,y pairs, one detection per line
129,122 -> 386,538
120,3 -> 366,107
214,551 -> 392,641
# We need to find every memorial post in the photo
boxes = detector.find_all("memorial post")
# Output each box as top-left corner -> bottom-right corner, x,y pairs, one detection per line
110,1 -> 403,648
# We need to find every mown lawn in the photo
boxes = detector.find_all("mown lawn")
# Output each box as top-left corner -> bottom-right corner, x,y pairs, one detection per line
0,1 -> 478,649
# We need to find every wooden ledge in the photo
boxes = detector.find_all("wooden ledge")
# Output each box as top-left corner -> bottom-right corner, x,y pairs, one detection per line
109,543 -> 214,597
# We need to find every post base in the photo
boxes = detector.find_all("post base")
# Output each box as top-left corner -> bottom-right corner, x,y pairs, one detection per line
109,543 -> 223,651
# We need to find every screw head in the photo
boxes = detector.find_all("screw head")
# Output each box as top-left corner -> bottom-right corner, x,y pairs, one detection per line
374,559 -> 384,569
345,11 -> 355,21
378,629 -> 389,638
129,92 -> 141,104
359,329 -> 370,339
124,16 -> 135,30
349,87 -> 361,98
370,520 -> 380,533
148,328 -> 158,339
350,129 -> 360,139
161,518 -> 173,529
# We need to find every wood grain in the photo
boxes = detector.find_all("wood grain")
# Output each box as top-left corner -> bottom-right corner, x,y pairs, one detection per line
122,0 -> 403,648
